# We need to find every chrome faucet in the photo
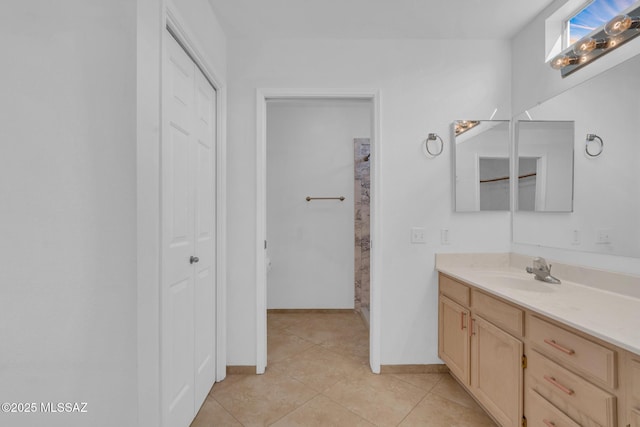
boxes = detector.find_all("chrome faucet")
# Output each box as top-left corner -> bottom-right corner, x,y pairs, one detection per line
526,257 -> 561,284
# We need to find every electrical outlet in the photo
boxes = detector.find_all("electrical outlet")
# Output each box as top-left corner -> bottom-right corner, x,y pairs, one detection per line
411,227 -> 426,244
441,229 -> 450,245
596,229 -> 611,244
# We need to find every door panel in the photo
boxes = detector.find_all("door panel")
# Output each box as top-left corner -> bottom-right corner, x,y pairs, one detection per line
163,32 -> 196,427
162,32 -> 216,427
168,279 -> 194,411
471,315 -> 523,427
193,67 -> 216,407
438,296 -> 470,384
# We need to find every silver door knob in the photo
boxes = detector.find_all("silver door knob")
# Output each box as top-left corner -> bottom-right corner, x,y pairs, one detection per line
190,256 -> 199,264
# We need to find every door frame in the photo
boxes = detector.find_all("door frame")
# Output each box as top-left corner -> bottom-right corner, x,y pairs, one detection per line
137,4 -> 227,426
255,89 -> 382,374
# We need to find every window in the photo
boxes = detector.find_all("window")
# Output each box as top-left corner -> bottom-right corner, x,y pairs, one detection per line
565,0 -> 638,48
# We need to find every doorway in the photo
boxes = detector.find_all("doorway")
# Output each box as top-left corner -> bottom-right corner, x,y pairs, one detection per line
256,90 -> 381,374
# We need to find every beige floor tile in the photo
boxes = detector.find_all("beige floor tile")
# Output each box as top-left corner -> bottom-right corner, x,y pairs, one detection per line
283,313 -> 367,345
212,370 -> 318,427
268,313 -> 308,331
268,328 -> 315,363
190,396 -> 242,427
319,331 -> 370,364
323,370 -> 427,427
271,395 -> 375,427
271,345 -> 366,392
391,373 -> 446,393
204,312 -> 498,426
398,393 -> 497,427
431,374 -> 483,411
209,373 -> 247,397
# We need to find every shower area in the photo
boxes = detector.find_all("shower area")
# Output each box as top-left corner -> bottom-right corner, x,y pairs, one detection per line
354,138 -> 371,324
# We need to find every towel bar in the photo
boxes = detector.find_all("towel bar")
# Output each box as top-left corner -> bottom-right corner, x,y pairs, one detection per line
305,196 -> 345,202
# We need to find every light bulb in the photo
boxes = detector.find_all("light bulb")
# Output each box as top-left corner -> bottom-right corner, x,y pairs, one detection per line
550,54 -> 579,70
604,14 -> 640,36
573,37 -> 609,55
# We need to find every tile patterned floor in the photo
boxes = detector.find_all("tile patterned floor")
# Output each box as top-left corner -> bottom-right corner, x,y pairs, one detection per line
191,311 -> 496,427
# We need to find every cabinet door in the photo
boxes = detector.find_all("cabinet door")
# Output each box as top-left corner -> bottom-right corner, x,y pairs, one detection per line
630,358 -> 640,427
438,296 -> 470,384
471,315 -> 523,427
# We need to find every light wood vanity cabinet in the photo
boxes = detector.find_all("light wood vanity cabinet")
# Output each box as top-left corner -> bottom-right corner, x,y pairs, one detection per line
438,273 -> 638,427
438,275 -> 524,427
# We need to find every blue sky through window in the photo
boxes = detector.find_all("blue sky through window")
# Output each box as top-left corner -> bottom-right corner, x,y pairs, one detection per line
568,0 -> 638,44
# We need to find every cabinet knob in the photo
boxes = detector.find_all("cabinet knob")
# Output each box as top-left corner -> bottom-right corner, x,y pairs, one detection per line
190,256 -> 199,264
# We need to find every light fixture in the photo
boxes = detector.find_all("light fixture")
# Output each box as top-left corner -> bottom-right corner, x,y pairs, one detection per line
550,54 -> 581,70
424,133 -> 444,157
604,14 -> 640,36
454,120 -> 480,135
550,4 -> 640,77
572,37 -> 610,55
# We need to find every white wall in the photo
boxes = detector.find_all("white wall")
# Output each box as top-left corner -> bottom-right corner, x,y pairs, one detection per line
266,100 -> 370,309
0,1 -> 226,426
0,2 -> 137,426
227,38 -> 512,366
511,0 -> 640,275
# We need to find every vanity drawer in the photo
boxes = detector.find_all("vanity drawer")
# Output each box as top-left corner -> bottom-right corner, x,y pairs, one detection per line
527,350 -> 616,427
525,388 -> 580,427
528,315 -> 617,388
439,274 -> 470,306
472,290 -> 523,337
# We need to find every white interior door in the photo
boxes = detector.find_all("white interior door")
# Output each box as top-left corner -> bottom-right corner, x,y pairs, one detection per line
193,64 -> 217,408
162,31 -> 216,427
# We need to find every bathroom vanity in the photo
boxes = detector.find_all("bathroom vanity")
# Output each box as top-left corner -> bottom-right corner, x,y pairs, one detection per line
436,254 -> 640,427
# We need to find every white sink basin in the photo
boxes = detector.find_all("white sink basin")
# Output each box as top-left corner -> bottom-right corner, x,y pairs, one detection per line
473,271 -> 557,293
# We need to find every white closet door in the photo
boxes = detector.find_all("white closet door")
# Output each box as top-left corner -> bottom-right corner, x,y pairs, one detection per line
162,32 -> 196,427
193,66 -> 216,408
162,31 -> 217,427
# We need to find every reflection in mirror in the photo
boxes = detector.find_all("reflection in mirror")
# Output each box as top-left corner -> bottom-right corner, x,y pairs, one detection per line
453,120 -> 510,212
515,121 -> 574,212
513,54 -> 640,258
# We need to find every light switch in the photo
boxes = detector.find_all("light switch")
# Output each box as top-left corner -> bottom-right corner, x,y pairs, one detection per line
411,227 -> 426,244
441,229 -> 450,245
571,229 -> 581,245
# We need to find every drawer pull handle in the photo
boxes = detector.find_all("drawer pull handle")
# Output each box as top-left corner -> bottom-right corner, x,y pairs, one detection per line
544,339 -> 575,355
543,420 -> 556,427
544,375 -> 575,396
460,312 -> 466,330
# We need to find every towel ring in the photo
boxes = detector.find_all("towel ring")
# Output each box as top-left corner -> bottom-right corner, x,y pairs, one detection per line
425,133 -> 444,157
585,134 -> 603,157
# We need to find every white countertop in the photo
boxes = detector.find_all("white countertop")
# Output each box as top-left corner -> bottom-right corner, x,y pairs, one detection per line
437,264 -> 640,356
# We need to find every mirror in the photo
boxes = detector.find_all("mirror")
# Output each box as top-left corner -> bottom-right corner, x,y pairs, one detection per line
513,53 -> 640,257
515,120 -> 574,212
453,120 -> 510,212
